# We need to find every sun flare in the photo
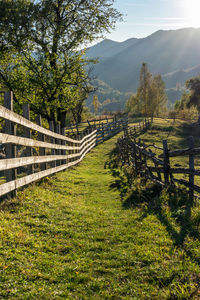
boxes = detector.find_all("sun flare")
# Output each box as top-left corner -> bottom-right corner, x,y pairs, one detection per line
184,0 -> 200,27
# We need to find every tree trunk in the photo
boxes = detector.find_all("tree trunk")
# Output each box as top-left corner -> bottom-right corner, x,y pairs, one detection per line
57,109 -> 66,129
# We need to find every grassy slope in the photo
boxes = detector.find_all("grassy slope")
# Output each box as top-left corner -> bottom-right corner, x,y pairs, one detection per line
0,133 -> 200,299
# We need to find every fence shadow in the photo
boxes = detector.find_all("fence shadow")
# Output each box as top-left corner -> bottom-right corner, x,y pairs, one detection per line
105,146 -> 200,252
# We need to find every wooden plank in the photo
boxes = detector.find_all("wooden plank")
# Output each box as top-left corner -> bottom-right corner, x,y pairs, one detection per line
148,166 -> 200,176
159,147 -> 200,158
0,105 -> 79,144
0,141 -> 96,197
0,155 -> 70,170
0,136 -> 97,171
173,178 -> 200,194
0,130 -> 97,151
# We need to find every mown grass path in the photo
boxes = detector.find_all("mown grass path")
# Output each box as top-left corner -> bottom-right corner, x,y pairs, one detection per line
0,134 -> 199,299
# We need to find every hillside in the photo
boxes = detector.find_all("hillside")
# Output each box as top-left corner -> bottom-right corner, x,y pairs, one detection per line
86,28 -> 200,110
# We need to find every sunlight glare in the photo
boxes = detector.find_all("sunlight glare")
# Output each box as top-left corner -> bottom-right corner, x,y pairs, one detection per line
184,0 -> 200,27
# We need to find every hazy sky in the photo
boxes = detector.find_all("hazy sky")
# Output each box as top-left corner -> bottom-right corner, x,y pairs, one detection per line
102,0 -> 200,42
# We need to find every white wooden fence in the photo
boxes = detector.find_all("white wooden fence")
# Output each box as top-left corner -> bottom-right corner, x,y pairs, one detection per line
0,92 -> 127,198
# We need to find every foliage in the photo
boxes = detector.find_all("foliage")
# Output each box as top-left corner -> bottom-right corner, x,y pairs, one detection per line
92,94 -> 101,114
186,75 -> 200,112
170,91 -> 198,121
86,79 -> 130,113
0,0 -> 122,123
126,63 -> 168,120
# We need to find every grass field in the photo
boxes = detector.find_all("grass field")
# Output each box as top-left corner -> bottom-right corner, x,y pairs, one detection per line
0,126 -> 200,299
130,118 -> 200,186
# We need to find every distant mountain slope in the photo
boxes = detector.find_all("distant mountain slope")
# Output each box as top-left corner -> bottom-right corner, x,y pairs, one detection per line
86,38 -> 140,59
163,65 -> 200,88
85,39 -> 120,59
85,28 -> 200,110
87,28 -> 200,92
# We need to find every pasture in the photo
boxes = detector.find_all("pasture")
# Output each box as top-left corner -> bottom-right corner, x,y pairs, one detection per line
0,124 -> 200,299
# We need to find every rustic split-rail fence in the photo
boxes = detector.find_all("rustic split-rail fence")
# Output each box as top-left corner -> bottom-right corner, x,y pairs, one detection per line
117,123 -> 200,201
0,91 -> 128,198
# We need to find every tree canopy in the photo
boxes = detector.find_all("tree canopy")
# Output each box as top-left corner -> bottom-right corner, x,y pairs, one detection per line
0,0 -> 122,124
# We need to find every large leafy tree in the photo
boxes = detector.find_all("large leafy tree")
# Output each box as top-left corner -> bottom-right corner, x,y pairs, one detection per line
0,0 -> 121,125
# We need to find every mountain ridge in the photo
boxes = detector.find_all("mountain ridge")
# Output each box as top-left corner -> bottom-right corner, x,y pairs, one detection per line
86,27 -> 200,111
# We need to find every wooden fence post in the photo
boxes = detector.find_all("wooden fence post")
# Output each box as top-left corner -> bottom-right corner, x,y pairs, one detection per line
163,140 -> 170,184
132,142 -> 138,175
188,136 -> 194,202
101,122 -> 104,141
49,121 -> 56,168
4,91 -> 17,195
23,104 -> 33,174
62,127 -> 66,165
56,123 -> 61,166
36,114 -> 46,171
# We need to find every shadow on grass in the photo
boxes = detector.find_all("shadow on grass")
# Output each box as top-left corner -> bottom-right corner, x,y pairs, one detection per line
105,145 -> 200,252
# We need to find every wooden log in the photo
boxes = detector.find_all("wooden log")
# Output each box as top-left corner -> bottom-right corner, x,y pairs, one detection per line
23,104 -> 33,174
4,92 -> 17,194
188,136 -> 194,202
159,147 -> 200,158
173,178 -> 200,194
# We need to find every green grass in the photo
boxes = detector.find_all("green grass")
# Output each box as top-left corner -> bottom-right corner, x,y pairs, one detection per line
131,118 -> 200,186
0,132 -> 200,298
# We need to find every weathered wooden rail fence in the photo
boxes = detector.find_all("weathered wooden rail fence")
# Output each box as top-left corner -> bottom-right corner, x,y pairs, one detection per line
117,124 -> 200,201
0,92 -> 127,198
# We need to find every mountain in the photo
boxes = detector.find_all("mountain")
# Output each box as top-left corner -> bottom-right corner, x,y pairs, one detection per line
86,28 -> 200,110
86,37 -> 139,59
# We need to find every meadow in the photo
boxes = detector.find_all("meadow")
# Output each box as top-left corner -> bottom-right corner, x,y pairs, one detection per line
0,121 -> 200,299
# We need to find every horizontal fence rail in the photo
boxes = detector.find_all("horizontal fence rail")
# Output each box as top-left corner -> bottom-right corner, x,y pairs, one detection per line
117,125 -> 200,201
0,91 -> 127,198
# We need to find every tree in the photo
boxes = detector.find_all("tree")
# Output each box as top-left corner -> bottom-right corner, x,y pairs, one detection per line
0,0 -> 122,125
126,93 -> 141,116
93,95 -> 100,114
151,75 -> 168,119
126,63 -> 168,121
70,85 -> 94,124
137,63 -> 152,119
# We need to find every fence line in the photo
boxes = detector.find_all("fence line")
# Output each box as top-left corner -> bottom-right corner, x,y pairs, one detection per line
0,91 -> 127,198
117,125 -> 200,201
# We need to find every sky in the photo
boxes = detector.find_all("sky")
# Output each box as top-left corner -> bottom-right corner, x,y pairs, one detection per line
101,0 -> 200,42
